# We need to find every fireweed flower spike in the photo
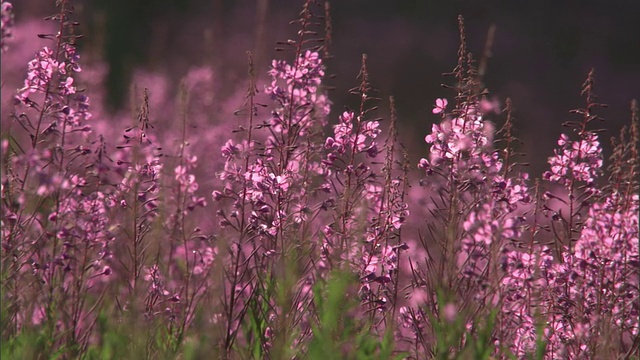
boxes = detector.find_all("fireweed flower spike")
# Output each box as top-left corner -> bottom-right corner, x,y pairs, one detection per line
0,0 -> 119,350
408,18 -> 541,358
542,70 -> 605,257
211,4 -> 334,355
543,131 -> 603,187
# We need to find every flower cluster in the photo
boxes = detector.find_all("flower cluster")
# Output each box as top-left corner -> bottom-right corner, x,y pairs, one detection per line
15,42 -> 92,152
215,49 -> 330,244
216,140 -> 299,239
324,110 -> 381,161
360,177 -> 409,305
50,188 -> 115,268
19,44 -> 83,99
543,132 -> 603,186
572,192 -> 639,334
499,247 -> 554,356
419,99 -> 502,190
265,50 -> 330,135
174,154 -> 207,212
459,203 -> 523,282
496,113 -> 637,359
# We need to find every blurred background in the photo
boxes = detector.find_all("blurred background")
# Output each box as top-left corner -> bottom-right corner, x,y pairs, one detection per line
4,0 -> 640,177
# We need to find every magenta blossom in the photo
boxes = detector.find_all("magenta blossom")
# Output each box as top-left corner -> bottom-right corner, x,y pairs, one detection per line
432,98 -> 448,114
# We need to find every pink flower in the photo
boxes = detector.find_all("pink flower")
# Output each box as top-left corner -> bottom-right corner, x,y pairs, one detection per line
432,98 -> 448,114
221,139 -> 240,160
443,303 -> 457,323
544,131 -> 602,186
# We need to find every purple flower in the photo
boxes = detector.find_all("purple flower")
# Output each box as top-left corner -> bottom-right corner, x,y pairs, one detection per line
221,139 -> 240,160
432,98 -> 448,114
544,131 -> 602,187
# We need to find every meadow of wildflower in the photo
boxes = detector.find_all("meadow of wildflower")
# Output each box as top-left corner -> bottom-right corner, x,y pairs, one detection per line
1,1 -> 638,359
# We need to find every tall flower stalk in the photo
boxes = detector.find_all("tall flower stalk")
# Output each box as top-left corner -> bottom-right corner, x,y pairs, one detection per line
1,0 -> 105,353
